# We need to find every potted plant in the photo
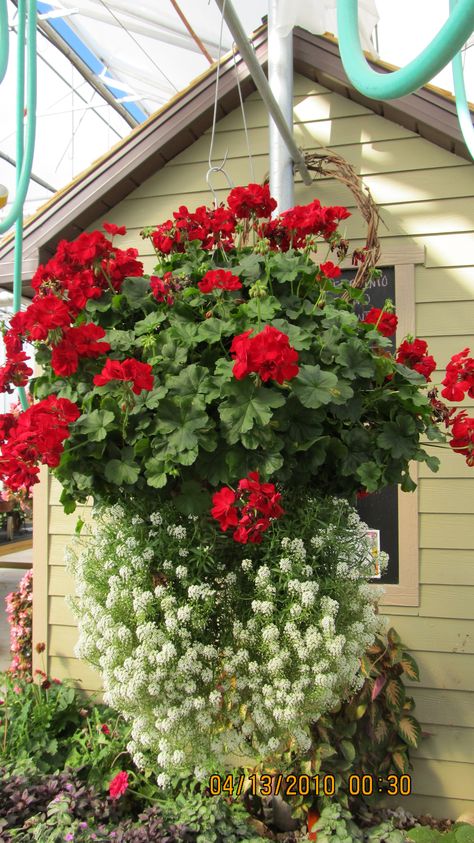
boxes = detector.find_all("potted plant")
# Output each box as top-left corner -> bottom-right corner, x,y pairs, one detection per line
0,159 -> 472,791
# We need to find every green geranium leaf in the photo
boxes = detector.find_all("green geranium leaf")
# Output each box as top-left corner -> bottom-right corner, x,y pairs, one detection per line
336,339 -> 376,380
328,379 -> 354,406
76,409 -> 115,442
244,296 -> 281,321
121,277 -> 151,308
292,365 -> 338,409
394,362 -> 426,384
145,458 -> 168,488
377,416 -> 417,459
356,461 -> 382,492
134,311 -> 166,336
104,458 -> 140,485
59,488 -> 76,515
104,329 -> 135,352
167,364 -> 214,402
219,380 -> 285,445
271,319 -> 313,350
234,253 -> 264,280
399,470 -> 416,492
169,321 -> 199,345
154,397 -> 212,455
196,318 -> 233,344
270,251 -> 301,283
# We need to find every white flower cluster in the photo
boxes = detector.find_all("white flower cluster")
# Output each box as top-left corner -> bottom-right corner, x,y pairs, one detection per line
67,496 -> 384,781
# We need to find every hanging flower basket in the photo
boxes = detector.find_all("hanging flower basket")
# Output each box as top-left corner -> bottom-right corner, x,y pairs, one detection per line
0,177 -> 472,782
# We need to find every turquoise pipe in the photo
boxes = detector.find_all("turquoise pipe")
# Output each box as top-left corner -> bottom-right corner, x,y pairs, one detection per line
15,0 -> 29,410
0,0 -> 37,234
0,0 -> 8,83
451,0 -> 474,159
0,0 -> 35,409
337,0 -> 474,100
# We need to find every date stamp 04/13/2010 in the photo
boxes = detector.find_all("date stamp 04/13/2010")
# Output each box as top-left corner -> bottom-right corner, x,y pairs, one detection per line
208,773 -> 412,799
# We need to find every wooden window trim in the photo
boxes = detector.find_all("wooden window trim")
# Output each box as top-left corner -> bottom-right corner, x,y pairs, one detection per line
377,251 -> 423,607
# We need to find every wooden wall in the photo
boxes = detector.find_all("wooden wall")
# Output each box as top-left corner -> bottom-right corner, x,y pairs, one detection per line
32,73 -> 474,818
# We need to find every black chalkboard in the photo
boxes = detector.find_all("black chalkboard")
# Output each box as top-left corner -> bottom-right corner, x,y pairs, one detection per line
340,266 -> 399,584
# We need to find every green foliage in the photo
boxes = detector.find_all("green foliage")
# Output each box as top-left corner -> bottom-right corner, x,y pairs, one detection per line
30,231 -> 443,512
315,627 -> 422,784
407,825 -> 474,842
155,777 -> 262,843
0,672 -> 83,775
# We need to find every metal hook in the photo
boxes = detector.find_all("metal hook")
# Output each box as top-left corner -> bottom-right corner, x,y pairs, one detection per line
206,151 -> 234,207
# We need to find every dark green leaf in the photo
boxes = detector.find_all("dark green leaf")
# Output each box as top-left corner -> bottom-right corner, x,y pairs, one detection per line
377,416 -> 417,459
219,380 -> 285,445
104,459 -> 140,485
121,277 -> 151,308
292,365 -> 338,409
336,339 -> 376,380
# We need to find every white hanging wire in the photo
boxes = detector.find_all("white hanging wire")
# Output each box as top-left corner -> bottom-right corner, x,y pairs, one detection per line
232,42 -> 255,183
207,0 -> 234,205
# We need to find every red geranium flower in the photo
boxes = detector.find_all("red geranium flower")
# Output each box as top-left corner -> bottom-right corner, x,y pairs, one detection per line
103,222 -> 127,237
211,472 -> 284,544
230,325 -> 299,385
319,261 -> 342,279
21,295 -> 72,341
150,272 -> 174,305
449,412 -> 474,465
441,348 -> 474,402
396,338 -> 436,381
198,269 -> 242,293
109,771 -> 129,800
51,324 -> 111,376
100,723 -> 111,735
227,183 -> 277,219
93,358 -> 154,395
210,487 -> 239,531
362,307 -> 398,337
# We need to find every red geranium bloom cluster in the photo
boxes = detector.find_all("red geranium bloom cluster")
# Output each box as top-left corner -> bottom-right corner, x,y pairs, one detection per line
151,205 -> 236,254
51,323 -> 111,376
319,261 -> 342,280
150,272 -> 175,305
31,224 -> 143,311
10,294 -> 71,342
448,412 -> 474,466
230,325 -> 299,385
441,348 -> 474,401
227,183 -> 277,219
362,307 -> 398,338
93,358 -> 154,395
260,199 -> 351,251
0,396 -> 80,492
396,338 -> 436,381
0,352 -> 33,394
198,269 -> 242,293
211,471 -> 284,544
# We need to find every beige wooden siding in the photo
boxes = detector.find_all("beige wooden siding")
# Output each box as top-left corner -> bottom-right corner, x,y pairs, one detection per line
33,73 -> 474,817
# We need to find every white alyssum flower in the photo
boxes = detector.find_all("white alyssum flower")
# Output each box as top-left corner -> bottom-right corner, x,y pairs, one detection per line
66,496 -> 384,779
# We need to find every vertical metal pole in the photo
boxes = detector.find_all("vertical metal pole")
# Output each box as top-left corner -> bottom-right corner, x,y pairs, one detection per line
268,0 -> 294,212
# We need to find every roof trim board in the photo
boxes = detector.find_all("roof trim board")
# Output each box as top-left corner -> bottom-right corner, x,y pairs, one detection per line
1,25 -> 472,295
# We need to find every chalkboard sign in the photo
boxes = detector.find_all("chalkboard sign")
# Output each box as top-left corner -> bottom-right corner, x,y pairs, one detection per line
340,266 -> 399,584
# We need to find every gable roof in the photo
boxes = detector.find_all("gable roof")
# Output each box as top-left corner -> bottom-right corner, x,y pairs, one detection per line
1,24 -> 472,297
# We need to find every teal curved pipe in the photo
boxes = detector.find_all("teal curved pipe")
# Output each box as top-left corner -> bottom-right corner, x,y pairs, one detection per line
451,0 -> 474,159
0,0 -> 37,235
0,0 -> 9,83
0,0 -> 36,410
337,0 -> 474,100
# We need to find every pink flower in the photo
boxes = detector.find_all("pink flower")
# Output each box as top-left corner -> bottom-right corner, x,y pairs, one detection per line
109,771 -> 129,800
